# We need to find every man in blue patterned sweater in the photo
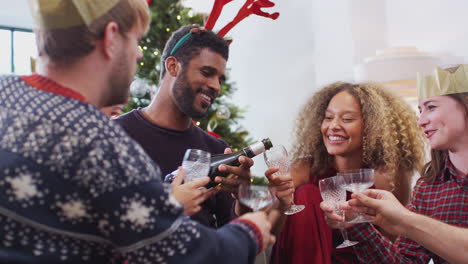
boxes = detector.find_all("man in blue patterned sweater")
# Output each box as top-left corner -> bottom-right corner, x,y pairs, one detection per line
0,0 -> 275,263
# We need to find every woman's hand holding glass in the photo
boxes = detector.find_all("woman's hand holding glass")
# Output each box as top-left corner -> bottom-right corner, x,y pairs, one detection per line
347,189 -> 410,235
264,145 -> 305,215
265,167 -> 295,212
339,168 -> 375,223
321,169 -> 375,231
319,175 -> 359,248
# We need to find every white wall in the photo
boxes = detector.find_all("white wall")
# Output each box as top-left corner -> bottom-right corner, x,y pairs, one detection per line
185,0 -> 315,174
311,0 -> 354,85
0,0 -> 33,29
385,0 -> 468,64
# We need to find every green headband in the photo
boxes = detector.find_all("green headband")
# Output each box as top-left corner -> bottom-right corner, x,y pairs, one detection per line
169,28 -> 215,56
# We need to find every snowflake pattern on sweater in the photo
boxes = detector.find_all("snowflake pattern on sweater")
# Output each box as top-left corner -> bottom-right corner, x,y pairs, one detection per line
0,75 -> 258,264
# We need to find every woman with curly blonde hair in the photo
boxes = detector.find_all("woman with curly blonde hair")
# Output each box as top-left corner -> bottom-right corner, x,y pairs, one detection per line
271,82 -> 425,264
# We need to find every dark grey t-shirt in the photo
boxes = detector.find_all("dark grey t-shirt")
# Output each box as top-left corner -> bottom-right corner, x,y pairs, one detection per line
113,109 -> 236,228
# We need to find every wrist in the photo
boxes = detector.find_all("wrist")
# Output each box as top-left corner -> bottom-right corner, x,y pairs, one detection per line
400,210 -> 419,237
276,194 -> 293,212
231,218 -> 263,254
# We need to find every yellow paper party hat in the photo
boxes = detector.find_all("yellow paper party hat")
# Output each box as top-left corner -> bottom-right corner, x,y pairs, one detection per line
418,65 -> 468,99
29,0 -> 120,29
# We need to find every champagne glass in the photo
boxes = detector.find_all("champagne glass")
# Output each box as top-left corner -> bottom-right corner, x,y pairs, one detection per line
181,149 -> 211,183
319,175 -> 359,248
264,145 -> 305,215
238,182 -> 276,211
339,169 -> 375,223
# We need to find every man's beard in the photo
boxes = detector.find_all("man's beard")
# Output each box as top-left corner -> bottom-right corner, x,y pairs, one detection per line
104,53 -> 132,107
172,69 -> 214,119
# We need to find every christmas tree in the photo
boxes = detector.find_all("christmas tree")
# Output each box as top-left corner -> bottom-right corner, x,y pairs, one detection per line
124,0 -> 252,150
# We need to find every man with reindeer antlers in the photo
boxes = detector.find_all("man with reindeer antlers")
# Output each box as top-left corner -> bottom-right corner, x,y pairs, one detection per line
114,0 -> 293,233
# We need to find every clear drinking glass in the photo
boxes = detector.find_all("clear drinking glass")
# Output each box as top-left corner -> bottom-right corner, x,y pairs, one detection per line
319,175 -> 359,248
238,183 -> 276,211
339,168 -> 375,223
181,149 -> 211,183
264,145 -> 305,215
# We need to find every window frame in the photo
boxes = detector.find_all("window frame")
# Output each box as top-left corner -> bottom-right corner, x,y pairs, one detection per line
0,26 -> 33,73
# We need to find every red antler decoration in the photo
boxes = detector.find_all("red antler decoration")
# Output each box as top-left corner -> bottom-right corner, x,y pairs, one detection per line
205,0 -> 279,37
205,0 -> 234,30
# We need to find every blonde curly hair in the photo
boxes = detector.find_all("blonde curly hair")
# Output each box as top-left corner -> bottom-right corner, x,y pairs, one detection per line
291,82 -> 426,191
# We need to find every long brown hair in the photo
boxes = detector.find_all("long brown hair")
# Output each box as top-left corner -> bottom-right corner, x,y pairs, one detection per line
421,92 -> 468,182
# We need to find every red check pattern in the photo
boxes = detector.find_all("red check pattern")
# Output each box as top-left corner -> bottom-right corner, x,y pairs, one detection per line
348,157 -> 468,263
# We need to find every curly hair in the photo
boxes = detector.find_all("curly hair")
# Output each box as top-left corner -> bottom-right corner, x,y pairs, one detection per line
291,82 -> 426,191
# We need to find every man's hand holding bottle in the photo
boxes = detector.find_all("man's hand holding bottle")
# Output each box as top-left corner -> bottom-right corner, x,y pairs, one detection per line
206,138 -> 272,190
214,147 -> 254,194
168,138 -> 273,216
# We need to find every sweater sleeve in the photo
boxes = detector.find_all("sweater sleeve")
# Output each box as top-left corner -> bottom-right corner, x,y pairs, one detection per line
93,179 -> 258,264
86,129 -> 260,263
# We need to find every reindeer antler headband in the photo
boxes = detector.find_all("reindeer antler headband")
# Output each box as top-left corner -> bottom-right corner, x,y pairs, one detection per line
170,0 -> 279,55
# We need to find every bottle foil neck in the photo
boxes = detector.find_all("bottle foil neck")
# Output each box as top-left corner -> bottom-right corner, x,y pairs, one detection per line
250,141 -> 266,156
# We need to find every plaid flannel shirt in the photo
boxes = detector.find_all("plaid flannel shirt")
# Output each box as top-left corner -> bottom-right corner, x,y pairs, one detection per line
348,157 -> 468,263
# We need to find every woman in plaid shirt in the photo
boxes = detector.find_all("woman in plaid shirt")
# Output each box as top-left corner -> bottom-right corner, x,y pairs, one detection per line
322,65 -> 468,264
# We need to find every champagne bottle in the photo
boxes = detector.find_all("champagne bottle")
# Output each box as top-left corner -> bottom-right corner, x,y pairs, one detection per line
208,138 -> 273,175
164,138 -> 273,188
206,138 -> 273,188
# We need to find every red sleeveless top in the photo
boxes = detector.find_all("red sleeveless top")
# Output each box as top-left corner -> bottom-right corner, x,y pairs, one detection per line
270,167 -> 358,264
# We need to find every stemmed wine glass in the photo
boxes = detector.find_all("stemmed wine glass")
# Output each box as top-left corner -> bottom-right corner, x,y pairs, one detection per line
319,175 -> 359,248
339,169 -> 375,223
238,182 -> 276,211
180,149 -> 211,182
264,145 -> 305,215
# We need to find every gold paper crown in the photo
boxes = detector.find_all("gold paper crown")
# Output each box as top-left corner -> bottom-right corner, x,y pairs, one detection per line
29,0 -> 120,29
418,65 -> 468,99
